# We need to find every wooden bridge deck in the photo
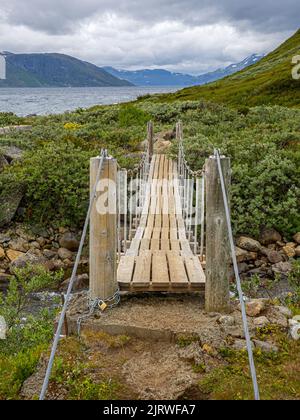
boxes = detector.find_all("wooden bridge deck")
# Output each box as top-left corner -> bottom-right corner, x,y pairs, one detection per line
117,154 -> 205,292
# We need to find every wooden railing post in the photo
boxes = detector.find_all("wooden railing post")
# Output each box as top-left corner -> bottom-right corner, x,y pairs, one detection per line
89,156 -> 117,300
205,155 -> 231,313
147,121 -> 154,158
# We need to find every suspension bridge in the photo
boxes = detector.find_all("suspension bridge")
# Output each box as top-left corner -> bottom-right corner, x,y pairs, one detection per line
40,121 -> 260,401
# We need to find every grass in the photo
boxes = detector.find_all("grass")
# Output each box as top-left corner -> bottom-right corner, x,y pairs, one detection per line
198,327 -> 300,400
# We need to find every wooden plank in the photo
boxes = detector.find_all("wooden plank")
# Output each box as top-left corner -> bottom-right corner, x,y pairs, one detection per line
117,256 -> 135,286
170,240 -> 180,251
140,238 -> 150,251
161,240 -> 170,251
152,227 -> 161,240
185,256 -> 206,286
167,252 -> 188,287
132,251 -> 151,287
152,254 -> 170,288
161,228 -> 169,240
150,238 -> 160,251
180,240 -> 193,257
170,228 -> 178,240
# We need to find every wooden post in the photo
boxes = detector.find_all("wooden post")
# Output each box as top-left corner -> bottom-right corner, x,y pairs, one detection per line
205,155 -> 231,313
90,156 -> 117,300
147,121 -> 154,157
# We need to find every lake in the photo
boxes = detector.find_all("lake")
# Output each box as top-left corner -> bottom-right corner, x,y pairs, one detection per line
0,86 -> 180,116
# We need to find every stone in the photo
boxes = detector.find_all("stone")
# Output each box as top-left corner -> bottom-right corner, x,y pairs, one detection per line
36,237 -> 46,247
265,249 -> 283,264
232,339 -> 254,351
253,340 -> 278,353
0,185 -> 24,227
60,273 -> 89,292
236,236 -> 261,252
0,233 -> 11,244
58,247 -> 73,260
6,249 -> 25,262
235,247 -> 257,263
282,245 -> 296,258
9,251 -> 47,271
253,316 -> 270,327
293,232 -> 300,244
239,299 -> 266,317
59,232 -> 79,251
29,241 -> 40,249
290,325 -> 300,340
274,305 -> 292,318
0,247 -> 5,259
295,246 -> 300,257
43,249 -> 57,259
2,146 -> 23,162
218,315 -> 235,326
272,261 -> 292,276
260,228 -> 282,245
8,238 -> 29,253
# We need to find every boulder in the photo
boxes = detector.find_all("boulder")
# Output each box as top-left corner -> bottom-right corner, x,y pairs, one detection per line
1,146 -> 23,162
43,249 -> 57,259
60,273 -> 89,292
0,185 -> 24,227
282,245 -> 296,258
272,261 -> 292,276
253,316 -> 270,327
293,232 -> 300,244
8,238 -> 29,253
9,251 -> 47,271
295,246 -> 300,257
253,340 -> 278,353
218,315 -> 235,326
58,247 -> 73,261
273,305 -> 292,318
235,247 -> 257,263
260,228 -> 282,245
59,232 -> 79,251
239,299 -> 266,317
6,249 -> 25,262
265,249 -> 283,264
0,247 -> 5,259
236,236 -> 261,252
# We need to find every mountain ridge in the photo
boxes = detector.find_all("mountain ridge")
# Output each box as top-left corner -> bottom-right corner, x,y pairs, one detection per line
0,52 -> 133,87
104,54 -> 264,86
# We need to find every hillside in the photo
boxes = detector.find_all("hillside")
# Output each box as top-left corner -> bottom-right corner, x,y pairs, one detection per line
104,55 -> 264,87
155,29 -> 300,107
0,53 -> 133,87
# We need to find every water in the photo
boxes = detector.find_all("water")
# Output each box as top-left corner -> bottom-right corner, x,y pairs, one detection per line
0,86 -> 180,117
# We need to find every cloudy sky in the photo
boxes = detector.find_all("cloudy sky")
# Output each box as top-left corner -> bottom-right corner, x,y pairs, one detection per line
0,0 -> 299,74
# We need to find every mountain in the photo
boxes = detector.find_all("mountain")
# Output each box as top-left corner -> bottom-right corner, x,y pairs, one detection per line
104,54 -> 264,87
157,29 -> 300,108
0,53 -> 133,87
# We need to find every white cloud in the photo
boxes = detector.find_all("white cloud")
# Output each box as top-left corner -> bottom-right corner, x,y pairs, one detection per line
0,1 -> 298,73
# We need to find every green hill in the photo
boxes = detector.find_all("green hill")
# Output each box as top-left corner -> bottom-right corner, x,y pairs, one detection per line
0,53 -> 133,87
156,29 -> 300,108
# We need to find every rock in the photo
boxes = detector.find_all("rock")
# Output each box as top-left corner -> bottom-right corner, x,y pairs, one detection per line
273,305 -> 292,318
222,325 -> 245,338
253,316 -> 270,327
239,299 -> 266,317
260,228 -> 282,245
43,249 -> 57,259
283,245 -> 296,258
9,251 -> 47,271
1,146 -> 23,162
253,340 -> 278,353
0,155 -> 8,171
8,238 -> 29,253
0,233 -> 11,244
235,247 -> 257,263
29,241 -> 40,249
272,261 -> 292,276
154,140 -> 172,154
59,232 -> 79,251
236,236 -> 261,252
218,315 -> 235,326
58,247 -> 73,260
293,232 -> 300,244
36,237 -> 46,247
60,273 -> 89,292
6,249 -> 25,262
0,247 -> 5,259
163,130 -> 176,141
265,249 -> 283,264
290,324 -> 300,340
295,246 -> 300,257
178,342 -> 203,365
0,185 -> 24,227
238,262 -> 249,274
267,307 -> 288,328
232,339 -> 254,351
